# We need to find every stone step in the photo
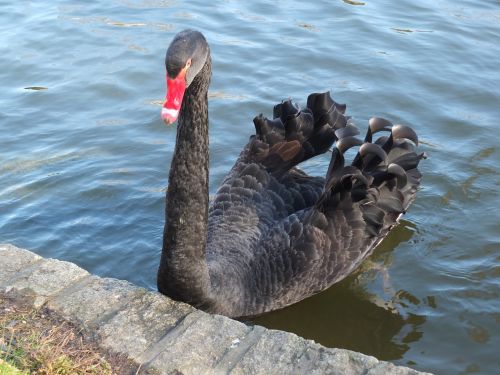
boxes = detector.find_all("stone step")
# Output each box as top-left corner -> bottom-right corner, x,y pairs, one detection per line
0,243 -> 432,375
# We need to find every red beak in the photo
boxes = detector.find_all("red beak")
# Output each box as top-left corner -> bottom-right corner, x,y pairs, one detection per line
162,74 -> 186,124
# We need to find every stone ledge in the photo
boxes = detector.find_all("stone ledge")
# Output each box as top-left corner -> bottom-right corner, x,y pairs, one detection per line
0,244 -> 432,375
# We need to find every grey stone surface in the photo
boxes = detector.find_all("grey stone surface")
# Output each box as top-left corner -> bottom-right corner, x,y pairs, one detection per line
0,245 -> 433,375
98,290 -> 195,358
231,335 -> 427,375
229,328 -> 313,375
366,361 -> 425,375
2,254 -> 89,307
309,346 -> 381,375
145,311 -> 252,374
47,275 -> 145,330
0,243 -> 42,286
214,325 -> 267,374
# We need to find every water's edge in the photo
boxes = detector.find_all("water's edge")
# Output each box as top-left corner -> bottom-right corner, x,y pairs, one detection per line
0,243 -> 430,374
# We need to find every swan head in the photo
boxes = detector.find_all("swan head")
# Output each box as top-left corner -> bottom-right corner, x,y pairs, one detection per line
162,30 -> 209,124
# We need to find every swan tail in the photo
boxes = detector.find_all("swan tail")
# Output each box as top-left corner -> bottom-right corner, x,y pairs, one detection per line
317,117 -> 425,233
250,92 -> 348,174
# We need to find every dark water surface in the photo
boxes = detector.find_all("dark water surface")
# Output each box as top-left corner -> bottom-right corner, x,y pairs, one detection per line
1,1 -> 499,374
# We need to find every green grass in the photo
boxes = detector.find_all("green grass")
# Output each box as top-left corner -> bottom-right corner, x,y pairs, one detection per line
0,297 -> 114,375
0,359 -> 25,375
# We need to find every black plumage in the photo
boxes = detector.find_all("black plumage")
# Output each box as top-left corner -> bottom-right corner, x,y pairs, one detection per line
157,30 -> 425,318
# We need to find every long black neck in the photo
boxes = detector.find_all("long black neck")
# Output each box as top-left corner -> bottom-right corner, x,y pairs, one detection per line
158,55 -> 213,309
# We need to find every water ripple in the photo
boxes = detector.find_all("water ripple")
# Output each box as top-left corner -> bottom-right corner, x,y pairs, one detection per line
1,1 -> 499,374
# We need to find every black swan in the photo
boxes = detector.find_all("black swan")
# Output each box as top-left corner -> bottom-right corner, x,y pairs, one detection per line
157,29 -> 424,318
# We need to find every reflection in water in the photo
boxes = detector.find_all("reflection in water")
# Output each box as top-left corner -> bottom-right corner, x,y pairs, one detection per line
342,0 -> 366,6
253,221 -> 427,361
24,86 -> 48,90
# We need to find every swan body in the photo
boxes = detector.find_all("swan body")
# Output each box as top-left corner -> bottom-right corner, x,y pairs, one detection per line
157,30 -> 424,318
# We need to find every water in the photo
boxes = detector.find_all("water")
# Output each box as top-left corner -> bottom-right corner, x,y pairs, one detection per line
1,1 -> 499,373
